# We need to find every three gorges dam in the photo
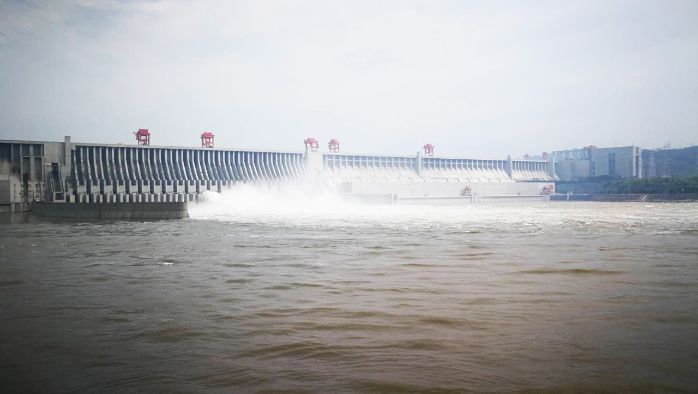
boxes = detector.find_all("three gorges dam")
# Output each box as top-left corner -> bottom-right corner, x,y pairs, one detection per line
0,132 -> 554,213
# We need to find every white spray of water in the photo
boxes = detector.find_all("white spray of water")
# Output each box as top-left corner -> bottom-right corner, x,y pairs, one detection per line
189,182 -> 370,221
187,181 -> 470,226
187,182 -> 690,233
187,182 -> 550,228
199,190 -> 222,203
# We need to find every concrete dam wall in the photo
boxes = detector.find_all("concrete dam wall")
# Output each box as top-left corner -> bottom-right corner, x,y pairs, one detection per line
320,153 -> 553,199
31,201 -> 189,220
1,137 -> 554,211
71,144 -> 307,202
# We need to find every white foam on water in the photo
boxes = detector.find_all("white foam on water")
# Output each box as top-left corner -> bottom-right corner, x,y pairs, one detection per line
188,182 -> 394,223
187,183 -> 698,234
187,182 -> 560,231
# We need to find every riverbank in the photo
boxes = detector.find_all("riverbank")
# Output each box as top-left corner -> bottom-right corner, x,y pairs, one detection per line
551,193 -> 698,202
556,176 -> 698,195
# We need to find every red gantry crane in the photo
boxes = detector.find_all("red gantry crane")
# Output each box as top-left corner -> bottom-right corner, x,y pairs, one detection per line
201,131 -> 215,148
304,137 -> 319,152
328,138 -> 340,153
423,143 -> 434,157
134,129 -> 150,146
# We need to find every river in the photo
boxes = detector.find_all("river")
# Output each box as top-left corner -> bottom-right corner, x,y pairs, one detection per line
1,197 -> 697,392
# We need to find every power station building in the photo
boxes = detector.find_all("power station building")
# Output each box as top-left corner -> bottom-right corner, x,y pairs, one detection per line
552,146 -> 642,181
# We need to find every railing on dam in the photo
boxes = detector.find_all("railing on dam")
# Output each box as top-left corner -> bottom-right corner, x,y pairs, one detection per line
510,160 -> 553,181
322,153 -> 552,183
322,154 -> 420,182
324,154 -> 417,170
420,157 -> 511,183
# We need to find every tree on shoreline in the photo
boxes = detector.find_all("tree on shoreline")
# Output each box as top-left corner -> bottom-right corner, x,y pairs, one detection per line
601,176 -> 698,194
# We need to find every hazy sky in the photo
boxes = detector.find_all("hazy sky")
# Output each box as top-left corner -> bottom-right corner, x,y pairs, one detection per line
0,0 -> 696,157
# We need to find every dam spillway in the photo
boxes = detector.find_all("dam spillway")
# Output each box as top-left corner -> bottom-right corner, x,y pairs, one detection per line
0,137 -> 554,212
71,144 -> 307,200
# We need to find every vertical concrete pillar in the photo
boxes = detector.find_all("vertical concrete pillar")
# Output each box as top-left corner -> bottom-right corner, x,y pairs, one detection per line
415,151 -> 422,176
505,155 -> 513,179
304,148 -> 323,178
63,136 -> 72,180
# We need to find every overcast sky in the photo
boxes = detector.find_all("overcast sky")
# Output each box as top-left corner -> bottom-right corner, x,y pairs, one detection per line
0,0 -> 696,157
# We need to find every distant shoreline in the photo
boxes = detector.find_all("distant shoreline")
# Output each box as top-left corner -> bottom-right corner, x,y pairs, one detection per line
551,193 -> 698,202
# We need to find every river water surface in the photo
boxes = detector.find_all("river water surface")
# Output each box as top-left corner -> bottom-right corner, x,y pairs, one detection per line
1,199 -> 697,392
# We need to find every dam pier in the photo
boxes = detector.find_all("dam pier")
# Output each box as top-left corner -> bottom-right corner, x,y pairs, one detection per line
0,136 -> 554,213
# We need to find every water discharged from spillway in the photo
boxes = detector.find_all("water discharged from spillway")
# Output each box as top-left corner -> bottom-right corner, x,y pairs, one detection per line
187,183 -> 690,233
187,182 -> 490,225
188,182 -> 363,222
2,202 -> 698,391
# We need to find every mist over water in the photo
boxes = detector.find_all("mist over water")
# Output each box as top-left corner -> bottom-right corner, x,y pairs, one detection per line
191,183 -> 361,222
190,184 -> 697,235
1,199 -> 698,392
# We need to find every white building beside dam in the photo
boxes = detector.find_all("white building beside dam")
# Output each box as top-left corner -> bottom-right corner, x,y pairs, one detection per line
552,145 -> 642,181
